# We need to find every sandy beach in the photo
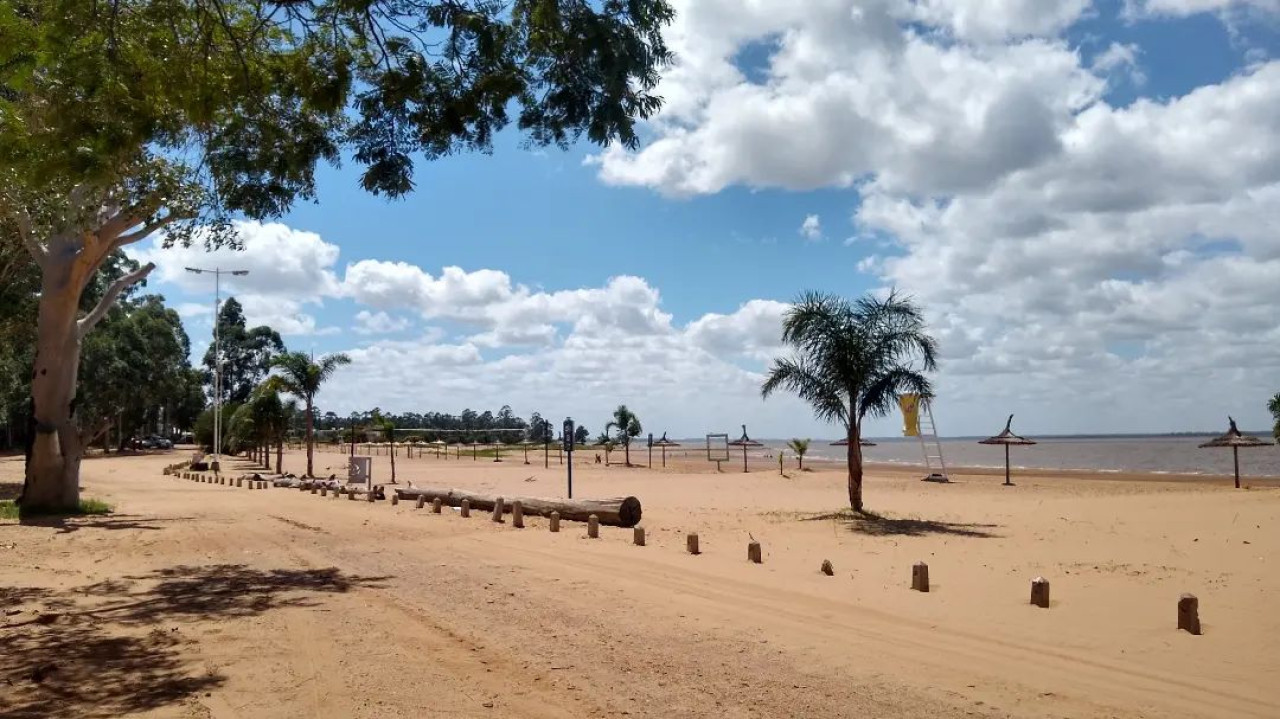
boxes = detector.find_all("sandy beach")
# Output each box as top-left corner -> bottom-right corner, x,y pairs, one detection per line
2,446 -> 1278,718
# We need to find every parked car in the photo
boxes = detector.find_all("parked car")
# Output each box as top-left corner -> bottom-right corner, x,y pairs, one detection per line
139,436 -> 173,450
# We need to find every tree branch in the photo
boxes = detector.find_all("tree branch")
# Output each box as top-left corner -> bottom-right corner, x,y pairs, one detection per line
77,261 -> 156,338
15,209 -> 48,267
113,216 -> 176,249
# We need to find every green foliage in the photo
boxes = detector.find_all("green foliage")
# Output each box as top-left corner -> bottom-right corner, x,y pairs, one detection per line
1269,393 -> 1280,439
202,297 -> 286,404
787,438 -> 810,470
194,402 -> 241,454
1,498 -> 112,520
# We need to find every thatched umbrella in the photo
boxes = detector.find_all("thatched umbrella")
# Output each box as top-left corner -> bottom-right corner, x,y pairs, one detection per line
979,414 -> 1037,487
652,432 -> 681,468
429,439 -> 447,459
519,440 -> 536,465
830,438 -> 877,447
1199,416 -> 1272,489
728,425 -> 763,473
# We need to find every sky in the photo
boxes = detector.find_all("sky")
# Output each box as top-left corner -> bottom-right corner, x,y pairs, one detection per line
129,0 -> 1280,439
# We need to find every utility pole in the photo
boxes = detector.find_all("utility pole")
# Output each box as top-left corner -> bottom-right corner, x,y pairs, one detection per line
185,267 -> 249,473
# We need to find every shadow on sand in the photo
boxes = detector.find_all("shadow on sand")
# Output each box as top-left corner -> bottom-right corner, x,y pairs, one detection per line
0,564 -> 390,718
801,509 -> 1001,538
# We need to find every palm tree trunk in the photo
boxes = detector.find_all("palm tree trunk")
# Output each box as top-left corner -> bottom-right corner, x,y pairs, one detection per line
276,436 -> 283,474
847,423 -> 864,512
624,440 -> 630,466
305,398 -> 315,477
389,435 -> 397,483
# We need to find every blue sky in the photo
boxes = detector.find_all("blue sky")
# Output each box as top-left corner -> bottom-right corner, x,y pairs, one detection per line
133,0 -> 1280,438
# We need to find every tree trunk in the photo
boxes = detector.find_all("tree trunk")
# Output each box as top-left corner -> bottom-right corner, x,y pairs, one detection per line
389,435 -> 396,483
276,437 -> 283,474
21,270 -> 85,513
624,440 -> 630,466
847,422 -> 864,512
305,398 -> 315,477
392,486 -> 642,527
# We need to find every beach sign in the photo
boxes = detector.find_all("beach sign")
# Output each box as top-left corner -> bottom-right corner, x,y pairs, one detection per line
899,394 -> 921,437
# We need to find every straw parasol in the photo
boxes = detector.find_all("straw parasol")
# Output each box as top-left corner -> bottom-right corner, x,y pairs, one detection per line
830,438 -> 877,447
727,425 -> 763,473
1199,416 -> 1272,489
652,432 -> 681,468
979,414 -> 1037,487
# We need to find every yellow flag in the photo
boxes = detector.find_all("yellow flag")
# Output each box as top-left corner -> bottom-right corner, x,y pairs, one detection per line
899,394 -> 920,437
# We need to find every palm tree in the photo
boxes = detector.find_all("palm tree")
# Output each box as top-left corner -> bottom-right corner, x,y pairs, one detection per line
267,351 -> 352,477
1269,393 -> 1280,441
787,438 -> 811,470
762,291 -> 937,512
606,404 -> 643,466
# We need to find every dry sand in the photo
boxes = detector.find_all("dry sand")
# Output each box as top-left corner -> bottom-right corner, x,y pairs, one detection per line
1,445 -> 1277,718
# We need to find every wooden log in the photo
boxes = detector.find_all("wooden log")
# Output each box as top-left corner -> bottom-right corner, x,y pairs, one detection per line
549,511 -> 560,532
492,497 -> 504,522
460,499 -> 470,518
1030,577 -> 1050,608
587,514 -> 599,538
1178,593 -> 1201,635
747,541 -> 762,564
821,559 -> 834,576
912,562 -> 930,592
512,501 -> 524,528
633,526 -> 645,546
236,478 -> 243,487
392,486 -> 642,527
432,498 -> 442,514
686,533 -> 700,555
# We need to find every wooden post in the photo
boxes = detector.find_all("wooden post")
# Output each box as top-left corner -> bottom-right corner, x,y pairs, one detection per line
686,533 -> 700,555
1030,577 -> 1050,608
747,541 -> 762,564
1178,593 -> 1201,635
491,497 -> 504,522
391,494 -> 399,506
911,562 -> 930,592
236,478 -> 243,487
366,490 -> 375,502
310,486 -> 317,494
633,526 -> 645,546
821,559 -> 834,576
587,514 -> 599,538
432,497 -> 443,514
512,501 -> 524,528
549,511 -> 560,532
330,488 -> 338,499
460,499 -> 470,517
415,495 -> 426,509
321,487 -> 327,496
348,490 -> 356,501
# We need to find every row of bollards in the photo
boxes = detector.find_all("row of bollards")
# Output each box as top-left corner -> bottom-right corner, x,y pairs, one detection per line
315,484 -> 1207,636
172,469 -> 270,490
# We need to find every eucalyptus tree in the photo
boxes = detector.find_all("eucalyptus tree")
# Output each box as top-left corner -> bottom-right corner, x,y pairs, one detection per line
2,0 -> 673,513
762,292 -> 938,512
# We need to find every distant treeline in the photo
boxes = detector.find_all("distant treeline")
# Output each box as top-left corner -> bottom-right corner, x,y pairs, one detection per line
311,406 -> 589,445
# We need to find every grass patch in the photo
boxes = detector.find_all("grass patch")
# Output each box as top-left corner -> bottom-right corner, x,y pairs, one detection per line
0,498 -> 113,520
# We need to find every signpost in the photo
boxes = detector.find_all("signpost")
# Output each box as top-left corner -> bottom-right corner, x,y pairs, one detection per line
647,433 -> 653,468
563,418 -> 576,499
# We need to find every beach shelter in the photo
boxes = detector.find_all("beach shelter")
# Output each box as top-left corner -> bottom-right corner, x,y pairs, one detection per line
1199,416 -> 1272,489
728,425 -> 763,473
429,439 -> 447,459
979,415 -> 1037,487
519,440 -> 536,465
830,438 -> 878,447
652,432 -> 681,468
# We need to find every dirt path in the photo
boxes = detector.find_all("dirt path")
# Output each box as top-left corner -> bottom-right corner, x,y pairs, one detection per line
2,450 -> 1276,718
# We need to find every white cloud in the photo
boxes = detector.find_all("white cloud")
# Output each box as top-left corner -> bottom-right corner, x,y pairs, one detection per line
799,214 -> 823,241
1124,0 -> 1280,19
1091,42 -> 1147,87
353,310 -> 411,336
900,0 -> 1096,42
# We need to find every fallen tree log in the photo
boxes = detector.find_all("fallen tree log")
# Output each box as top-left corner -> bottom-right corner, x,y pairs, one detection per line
392,486 -> 641,527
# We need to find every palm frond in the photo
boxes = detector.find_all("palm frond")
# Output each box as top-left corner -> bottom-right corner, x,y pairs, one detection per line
762,356 -> 848,426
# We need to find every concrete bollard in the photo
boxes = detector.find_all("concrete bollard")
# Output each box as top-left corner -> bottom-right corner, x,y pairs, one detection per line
587,514 -> 599,538
633,526 -> 645,546
1030,577 -> 1050,608
310,487 -> 317,494
236,478 -> 243,487
391,494 -> 399,506
321,487 -> 327,496
549,511 -> 560,532
747,541 -> 762,564
432,497 -> 443,514
347,490 -> 355,501
821,559 -> 834,576
492,497 -> 504,522
912,562 -> 930,592
687,533 -> 700,555
366,491 -> 375,503
415,495 -> 426,509
460,499 -> 470,518
512,501 -> 524,528
1178,593 -> 1201,635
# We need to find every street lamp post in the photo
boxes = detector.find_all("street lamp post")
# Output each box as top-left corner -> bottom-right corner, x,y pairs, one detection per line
185,267 -> 249,473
